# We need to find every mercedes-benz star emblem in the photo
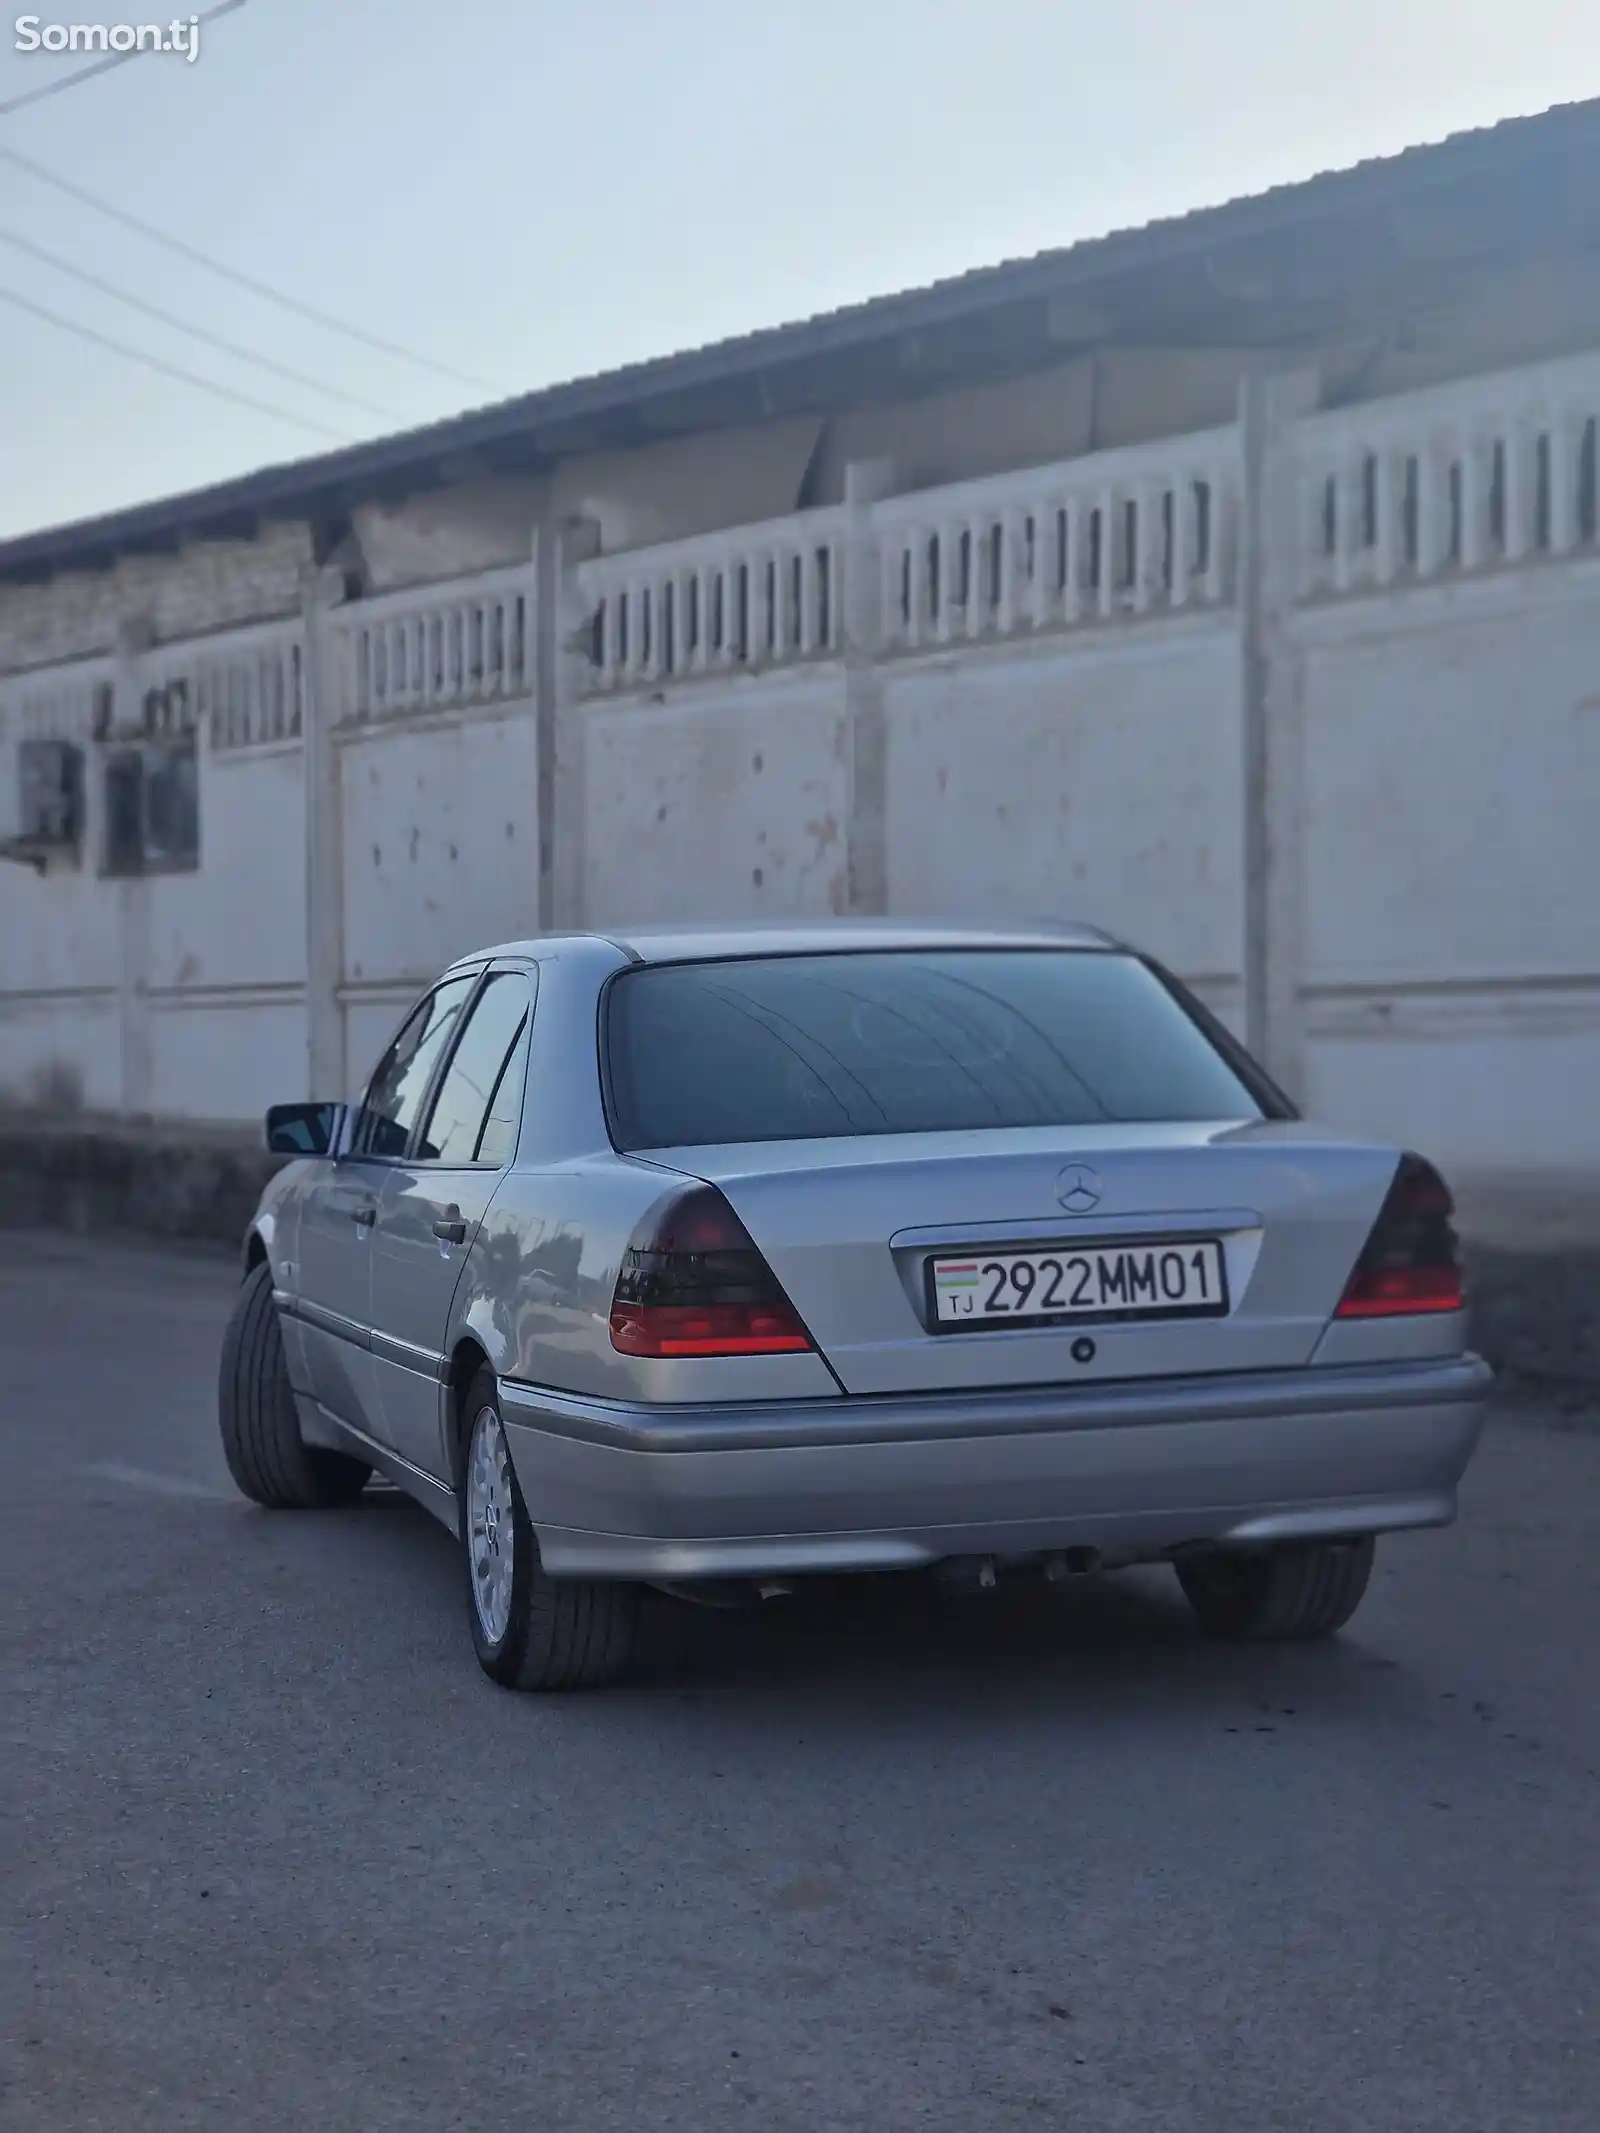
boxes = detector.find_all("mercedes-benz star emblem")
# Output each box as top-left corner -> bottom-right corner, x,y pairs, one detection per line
1055,1163 -> 1101,1213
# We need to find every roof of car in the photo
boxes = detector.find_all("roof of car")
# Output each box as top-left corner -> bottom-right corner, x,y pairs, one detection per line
457,919 -> 1122,969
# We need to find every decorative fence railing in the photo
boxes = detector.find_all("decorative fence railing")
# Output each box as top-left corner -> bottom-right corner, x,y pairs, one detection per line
0,656 -> 114,745
571,431 -> 1239,693
334,564 -> 535,724
1,629 -> 302,757
137,619 -> 305,752
7,350 -> 1599,743
576,510 -> 848,697
1296,349 -> 1600,600
872,427 -> 1239,655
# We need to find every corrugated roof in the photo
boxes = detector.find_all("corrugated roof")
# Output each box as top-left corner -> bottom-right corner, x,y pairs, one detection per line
3,96 -> 1595,581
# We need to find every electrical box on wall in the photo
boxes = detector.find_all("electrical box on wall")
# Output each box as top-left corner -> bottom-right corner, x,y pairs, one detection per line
21,739 -> 85,844
0,738 -> 87,868
100,734 -> 200,877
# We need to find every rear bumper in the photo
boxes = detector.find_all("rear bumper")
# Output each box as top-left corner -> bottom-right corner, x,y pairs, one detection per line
499,1353 -> 1492,1581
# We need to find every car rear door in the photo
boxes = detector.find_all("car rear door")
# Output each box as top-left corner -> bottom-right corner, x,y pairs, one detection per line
292,972 -> 479,1439
367,966 -> 535,1480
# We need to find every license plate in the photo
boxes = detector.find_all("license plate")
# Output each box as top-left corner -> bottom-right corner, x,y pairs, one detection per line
929,1238 -> 1229,1328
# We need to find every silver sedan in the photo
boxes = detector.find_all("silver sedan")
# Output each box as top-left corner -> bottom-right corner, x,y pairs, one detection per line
219,922 -> 1491,1690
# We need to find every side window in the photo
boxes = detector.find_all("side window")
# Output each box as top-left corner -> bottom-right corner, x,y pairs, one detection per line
415,972 -> 532,1167
353,975 -> 478,1158
473,998 -> 534,1169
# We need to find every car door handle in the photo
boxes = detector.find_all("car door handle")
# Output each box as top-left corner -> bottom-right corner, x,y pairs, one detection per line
432,1217 -> 467,1246
351,1204 -> 377,1229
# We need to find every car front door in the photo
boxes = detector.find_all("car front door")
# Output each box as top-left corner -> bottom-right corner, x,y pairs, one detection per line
367,966 -> 535,1480
293,972 -> 481,1442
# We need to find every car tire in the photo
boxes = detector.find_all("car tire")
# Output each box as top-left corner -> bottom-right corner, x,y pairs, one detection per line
1175,1538 -> 1376,1641
218,1261 -> 372,1509
460,1369 -> 638,1692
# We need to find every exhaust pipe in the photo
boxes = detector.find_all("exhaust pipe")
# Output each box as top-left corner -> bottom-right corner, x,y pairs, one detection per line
936,1555 -> 999,1595
937,1549 -> 1103,1596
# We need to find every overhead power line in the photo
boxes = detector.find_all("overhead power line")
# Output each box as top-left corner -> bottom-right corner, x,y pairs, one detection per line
0,143 -> 508,397
0,224 -> 406,421
0,284 -> 352,440
0,0 -> 248,116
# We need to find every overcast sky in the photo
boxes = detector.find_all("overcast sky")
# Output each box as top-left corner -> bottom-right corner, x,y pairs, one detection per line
1,0 -> 1596,542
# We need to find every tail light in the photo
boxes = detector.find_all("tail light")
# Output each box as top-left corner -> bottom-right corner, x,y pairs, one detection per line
609,1186 -> 814,1358
1335,1153 -> 1463,1318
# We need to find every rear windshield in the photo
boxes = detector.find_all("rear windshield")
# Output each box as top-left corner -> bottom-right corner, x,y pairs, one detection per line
603,950 -> 1267,1151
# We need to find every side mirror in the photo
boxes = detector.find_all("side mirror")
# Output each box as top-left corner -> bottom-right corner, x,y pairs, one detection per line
265,1101 -> 346,1157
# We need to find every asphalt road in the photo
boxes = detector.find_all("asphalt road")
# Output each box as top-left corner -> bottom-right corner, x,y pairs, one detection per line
5,1233 -> 1598,2133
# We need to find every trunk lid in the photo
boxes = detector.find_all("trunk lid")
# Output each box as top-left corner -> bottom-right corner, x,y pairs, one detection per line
655,1120 -> 1400,1395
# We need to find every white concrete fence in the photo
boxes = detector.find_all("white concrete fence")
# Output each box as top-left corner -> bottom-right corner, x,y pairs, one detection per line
3,348 -> 1599,1168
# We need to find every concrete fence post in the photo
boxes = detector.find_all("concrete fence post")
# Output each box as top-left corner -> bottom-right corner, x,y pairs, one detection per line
111,615 -> 153,1117
842,458 -> 896,916
299,567 -> 347,1102
540,515 -> 600,932
1238,368 -> 1319,1100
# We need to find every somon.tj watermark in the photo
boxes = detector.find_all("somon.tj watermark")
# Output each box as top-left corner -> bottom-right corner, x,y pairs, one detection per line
14,14 -> 205,59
